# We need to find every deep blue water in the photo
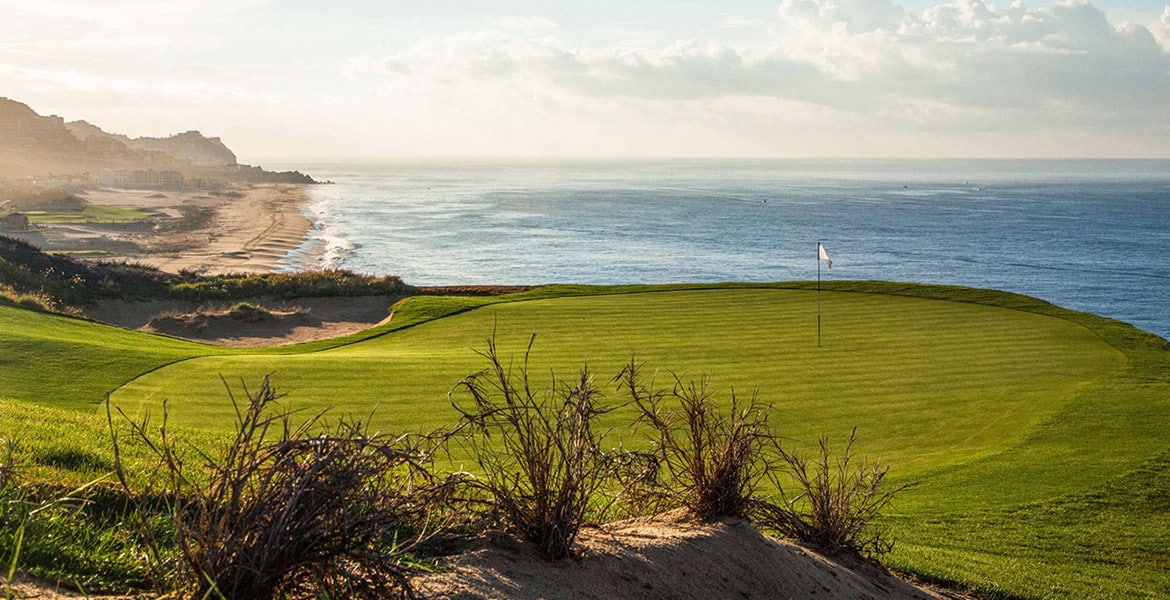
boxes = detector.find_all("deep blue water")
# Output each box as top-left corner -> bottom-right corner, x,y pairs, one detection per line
276,159 -> 1170,340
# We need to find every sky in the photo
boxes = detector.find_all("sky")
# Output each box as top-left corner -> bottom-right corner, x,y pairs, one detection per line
2,0 -> 1170,161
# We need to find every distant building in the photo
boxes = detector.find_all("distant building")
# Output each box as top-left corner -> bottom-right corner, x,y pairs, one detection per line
103,169 -> 187,189
158,170 -> 184,187
1,213 -> 33,232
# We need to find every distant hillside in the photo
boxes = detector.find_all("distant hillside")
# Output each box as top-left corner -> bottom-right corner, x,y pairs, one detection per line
0,97 -> 88,175
0,97 -> 314,184
66,120 -> 238,167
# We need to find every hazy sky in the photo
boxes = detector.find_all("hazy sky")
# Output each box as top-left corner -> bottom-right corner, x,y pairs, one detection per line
3,0 -> 1170,161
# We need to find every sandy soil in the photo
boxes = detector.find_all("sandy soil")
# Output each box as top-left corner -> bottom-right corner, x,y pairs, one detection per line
4,512 -> 968,600
414,511 -> 960,600
4,183 -> 313,275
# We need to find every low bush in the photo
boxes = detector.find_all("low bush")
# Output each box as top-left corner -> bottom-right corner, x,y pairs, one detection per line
0,235 -> 417,309
0,283 -> 57,313
449,336 -> 648,560
758,427 -> 912,557
614,358 -> 778,521
109,376 -> 456,599
168,270 -> 414,302
225,301 -> 273,323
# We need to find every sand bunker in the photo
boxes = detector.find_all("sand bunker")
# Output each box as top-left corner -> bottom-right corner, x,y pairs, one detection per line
85,296 -> 398,347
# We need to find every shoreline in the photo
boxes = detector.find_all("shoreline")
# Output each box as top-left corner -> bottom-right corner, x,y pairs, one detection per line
129,183 -> 316,275
4,183 -> 318,275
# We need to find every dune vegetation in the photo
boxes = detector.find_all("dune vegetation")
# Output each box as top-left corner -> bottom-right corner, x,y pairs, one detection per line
0,281 -> 1167,598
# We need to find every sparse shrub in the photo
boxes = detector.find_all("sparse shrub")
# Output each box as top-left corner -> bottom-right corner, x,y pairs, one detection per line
167,270 -> 414,302
108,376 -> 454,599
449,335 -> 645,560
614,359 -> 909,557
0,283 -> 57,313
614,358 -> 778,521
225,301 -> 272,323
759,427 -> 912,557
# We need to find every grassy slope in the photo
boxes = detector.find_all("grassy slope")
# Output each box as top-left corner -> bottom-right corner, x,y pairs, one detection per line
0,307 -> 226,410
2,281 -> 1168,598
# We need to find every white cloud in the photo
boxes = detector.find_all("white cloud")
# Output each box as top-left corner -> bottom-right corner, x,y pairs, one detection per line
358,0 -> 1170,154
491,16 -> 560,32
1155,6 -> 1170,52
3,0 -> 1169,157
779,0 -> 909,33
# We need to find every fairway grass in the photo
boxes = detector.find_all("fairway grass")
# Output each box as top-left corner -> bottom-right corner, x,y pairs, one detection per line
2,281 -> 1168,598
0,305 -> 225,411
23,205 -> 154,224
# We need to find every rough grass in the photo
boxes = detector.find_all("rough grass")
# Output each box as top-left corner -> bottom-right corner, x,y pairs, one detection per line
1,281 -> 1168,598
0,236 -> 414,306
0,400 -> 217,592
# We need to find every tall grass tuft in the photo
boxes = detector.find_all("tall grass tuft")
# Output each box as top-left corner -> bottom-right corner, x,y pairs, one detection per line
0,438 -> 134,595
108,376 -> 453,599
449,335 -> 646,560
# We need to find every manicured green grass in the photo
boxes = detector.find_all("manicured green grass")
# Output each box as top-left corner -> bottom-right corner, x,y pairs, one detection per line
0,307 -> 224,411
113,286 -> 1121,474
22,206 -> 153,224
1,281 -> 1168,598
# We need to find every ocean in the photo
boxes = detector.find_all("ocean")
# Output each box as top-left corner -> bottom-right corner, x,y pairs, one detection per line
276,159 -> 1170,341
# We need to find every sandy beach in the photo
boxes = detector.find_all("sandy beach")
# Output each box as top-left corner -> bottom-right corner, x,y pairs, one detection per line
6,183 -> 314,275
135,184 -> 313,274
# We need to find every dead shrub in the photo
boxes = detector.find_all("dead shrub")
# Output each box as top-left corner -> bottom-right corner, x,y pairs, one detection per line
759,427 -> 912,557
614,358 -> 778,521
108,376 -> 456,599
449,335 -> 646,560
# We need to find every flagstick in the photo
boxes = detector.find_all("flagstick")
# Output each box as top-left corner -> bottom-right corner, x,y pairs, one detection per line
817,242 -> 822,348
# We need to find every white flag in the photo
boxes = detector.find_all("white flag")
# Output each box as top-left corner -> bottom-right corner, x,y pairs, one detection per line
818,242 -> 832,269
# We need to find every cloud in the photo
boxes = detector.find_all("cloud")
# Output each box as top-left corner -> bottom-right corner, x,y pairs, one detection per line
4,0 -> 1169,157
368,0 -> 1170,146
1155,6 -> 1170,52
779,0 -> 908,33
